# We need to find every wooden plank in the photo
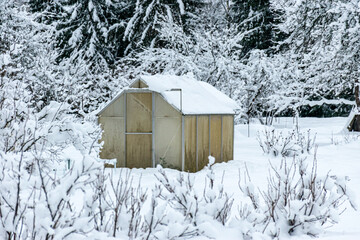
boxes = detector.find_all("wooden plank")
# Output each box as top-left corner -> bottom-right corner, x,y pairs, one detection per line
126,93 -> 152,133
210,115 -> 222,163
222,115 -> 234,162
126,134 -> 152,168
98,117 -> 125,167
197,116 -> 209,170
184,116 -> 196,172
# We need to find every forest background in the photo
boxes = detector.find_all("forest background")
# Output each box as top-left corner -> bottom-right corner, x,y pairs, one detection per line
2,0 -> 359,121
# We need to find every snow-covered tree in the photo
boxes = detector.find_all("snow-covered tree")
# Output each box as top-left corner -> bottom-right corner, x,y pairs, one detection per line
55,0 -> 125,67
121,0 -> 294,121
26,0 -> 127,114
122,0 -> 244,93
230,0 -> 279,58
28,0 -> 63,24
123,0 -> 200,53
272,0 -> 357,116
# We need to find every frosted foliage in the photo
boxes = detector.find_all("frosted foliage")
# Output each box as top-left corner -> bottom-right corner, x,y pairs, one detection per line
0,8 -> 106,232
154,164 -> 234,238
78,164 -> 234,239
0,91 -> 104,239
122,0 -> 360,119
271,0 -> 360,103
0,0 -> 123,115
124,0 -> 186,50
0,140 -> 356,239
257,127 -> 316,157
0,93 -> 104,239
0,150 -> 104,240
123,6 -> 306,119
56,0 -> 115,65
238,155 -> 357,238
235,51 -> 304,119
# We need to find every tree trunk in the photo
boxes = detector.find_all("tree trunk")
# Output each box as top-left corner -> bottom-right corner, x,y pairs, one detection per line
355,78 -> 360,110
349,78 -> 360,131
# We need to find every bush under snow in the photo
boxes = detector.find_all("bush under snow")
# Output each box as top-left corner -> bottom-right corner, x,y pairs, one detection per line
238,153 -> 357,238
257,127 -> 316,157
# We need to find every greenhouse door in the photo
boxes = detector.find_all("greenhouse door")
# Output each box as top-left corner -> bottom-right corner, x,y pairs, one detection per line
125,92 -> 152,168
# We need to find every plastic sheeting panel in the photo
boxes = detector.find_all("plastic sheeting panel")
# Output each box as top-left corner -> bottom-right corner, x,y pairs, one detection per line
210,115 -> 222,163
126,93 -> 152,133
98,116 -> 125,167
155,118 -> 182,170
197,116 -> 210,170
100,94 -> 125,117
126,134 -> 152,168
154,93 -> 182,169
155,93 -> 180,117
185,116 -> 197,172
222,115 -> 234,162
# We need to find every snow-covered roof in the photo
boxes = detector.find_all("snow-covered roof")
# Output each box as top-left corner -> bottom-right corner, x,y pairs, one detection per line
142,74 -> 238,114
97,74 -> 239,115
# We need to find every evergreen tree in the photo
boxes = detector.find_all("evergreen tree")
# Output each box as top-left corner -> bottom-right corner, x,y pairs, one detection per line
230,0 -> 278,58
28,0 -> 63,24
55,0 -> 127,67
0,1 -> 11,54
124,0 -> 199,53
107,0 -> 135,59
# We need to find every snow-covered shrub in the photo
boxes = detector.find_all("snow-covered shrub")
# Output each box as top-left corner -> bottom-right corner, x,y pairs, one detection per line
265,155 -> 356,236
0,148 -> 104,240
91,168 -> 194,239
0,87 -> 104,239
202,157 -> 234,225
0,151 -> 34,239
95,169 -> 147,238
155,157 -> 234,238
0,59 -> 102,155
239,153 -> 357,238
0,67 -> 37,153
35,102 -> 102,155
33,153 -> 102,239
330,131 -> 360,145
237,165 -> 278,238
257,128 -> 316,157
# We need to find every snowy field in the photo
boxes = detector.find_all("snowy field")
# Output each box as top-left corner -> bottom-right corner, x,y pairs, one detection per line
122,117 -> 360,240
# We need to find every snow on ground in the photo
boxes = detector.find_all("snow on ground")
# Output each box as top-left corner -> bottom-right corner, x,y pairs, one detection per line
238,117 -> 360,240
110,117 -> 360,239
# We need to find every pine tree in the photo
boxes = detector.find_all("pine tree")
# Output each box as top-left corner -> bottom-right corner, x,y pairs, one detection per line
28,0 -> 54,12
230,0 -> 278,58
55,0 -> 126,67
124,0 -> 199,53
28,0 -> 63,24
0,1 -> 11,54
107,0 -> 135,59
